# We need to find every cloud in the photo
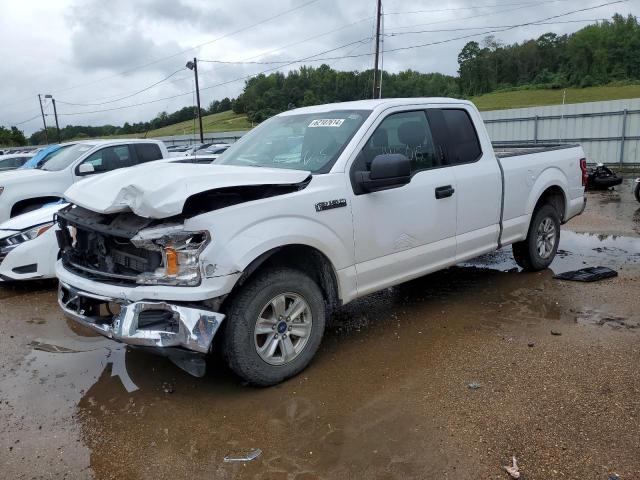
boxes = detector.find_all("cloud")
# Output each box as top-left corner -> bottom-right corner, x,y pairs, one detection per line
0,0 -> 636,134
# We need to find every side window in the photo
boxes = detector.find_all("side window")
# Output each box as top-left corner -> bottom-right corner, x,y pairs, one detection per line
441,109 -> 482,165
81,145 -> 133,173
360,111 -> 440,174
134,143 -> 163,164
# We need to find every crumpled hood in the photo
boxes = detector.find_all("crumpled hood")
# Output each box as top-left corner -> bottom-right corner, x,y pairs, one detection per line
63,163 -> 311,218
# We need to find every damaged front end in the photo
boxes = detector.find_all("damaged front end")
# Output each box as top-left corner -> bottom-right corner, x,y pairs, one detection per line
55,205 -> 224,375
56,206 -> 210,287
58,282 -> 223,376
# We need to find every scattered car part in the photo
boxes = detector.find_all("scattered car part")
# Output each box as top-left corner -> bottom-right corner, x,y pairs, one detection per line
586,163 -> 623,190
223,448 -> 262,463
553,266 -> 618,282
503,456 -> 520,479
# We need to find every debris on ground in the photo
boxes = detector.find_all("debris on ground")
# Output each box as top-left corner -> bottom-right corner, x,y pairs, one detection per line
553,266 -> 618,282
608,474 -> 620,480
527,342 -> 535,347
467,382 -> 481,390
503,456 -> 520,479
162,382 -> 175,394
551,330 -> 562,336
223,448 -> 262,463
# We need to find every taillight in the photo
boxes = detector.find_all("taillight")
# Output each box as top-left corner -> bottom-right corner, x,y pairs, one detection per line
580,158 -> 587,187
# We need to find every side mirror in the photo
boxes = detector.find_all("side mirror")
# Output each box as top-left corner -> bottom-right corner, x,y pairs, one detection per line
355,154 -> 411,193
77,163 -> 95,175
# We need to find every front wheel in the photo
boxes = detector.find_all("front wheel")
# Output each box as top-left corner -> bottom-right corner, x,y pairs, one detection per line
634,181 -> 640,203
512,204 -> 561,271
222,268 -> 326,386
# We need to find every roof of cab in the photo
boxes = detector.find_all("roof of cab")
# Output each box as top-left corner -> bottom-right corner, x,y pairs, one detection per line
57,138 -> 164,147
279,97 -> 474,116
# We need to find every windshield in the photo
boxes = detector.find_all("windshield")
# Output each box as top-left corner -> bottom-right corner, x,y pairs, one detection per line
217,110 -> 370,173
22,145 -> 62,169
40,143 -> 94,171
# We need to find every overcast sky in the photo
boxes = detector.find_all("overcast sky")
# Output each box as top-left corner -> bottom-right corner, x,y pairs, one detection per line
0,0 -> 636,134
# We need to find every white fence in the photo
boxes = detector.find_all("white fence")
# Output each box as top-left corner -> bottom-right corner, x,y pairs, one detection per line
481,97 -> 640,165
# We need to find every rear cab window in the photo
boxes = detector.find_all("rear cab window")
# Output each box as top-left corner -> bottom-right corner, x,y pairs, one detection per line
134,143 -> 163,164
440,109 -> 482,165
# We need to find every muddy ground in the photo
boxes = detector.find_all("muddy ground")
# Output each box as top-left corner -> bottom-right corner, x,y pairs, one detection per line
1,180 -> 639,480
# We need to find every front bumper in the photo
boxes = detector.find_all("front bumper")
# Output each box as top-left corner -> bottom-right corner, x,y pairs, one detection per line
58,281 -> 225,354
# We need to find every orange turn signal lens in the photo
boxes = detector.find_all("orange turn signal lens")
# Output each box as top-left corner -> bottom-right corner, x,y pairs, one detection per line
165,247 -> 178,276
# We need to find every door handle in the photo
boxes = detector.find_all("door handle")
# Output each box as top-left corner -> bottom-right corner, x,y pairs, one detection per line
435,185 -> 455,199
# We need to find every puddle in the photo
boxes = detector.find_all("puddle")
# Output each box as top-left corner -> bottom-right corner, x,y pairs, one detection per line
462,230 -> 640,274
575,309 -> 640,329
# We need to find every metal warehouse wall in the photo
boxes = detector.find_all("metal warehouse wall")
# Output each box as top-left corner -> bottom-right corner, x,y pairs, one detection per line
481,97 -> 640,165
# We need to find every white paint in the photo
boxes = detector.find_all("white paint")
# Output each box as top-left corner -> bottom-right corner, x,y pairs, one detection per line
0,139 -> 169,223
57,98 -> 586,307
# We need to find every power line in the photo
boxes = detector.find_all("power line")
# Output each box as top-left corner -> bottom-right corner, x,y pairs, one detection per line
383,0 -> 572,16
53,2 -> 621,118
55,68 -> 186,107
385,0 -> 575,31
0,0 -> 322,111
12,114 -> 42,126
382,0 -> 627,55
384,18 -> 611,36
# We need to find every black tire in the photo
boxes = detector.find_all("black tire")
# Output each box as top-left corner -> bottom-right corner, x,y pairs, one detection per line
634,182 -> 640,203
512,204 -> 561,271
222,268 -> 326,386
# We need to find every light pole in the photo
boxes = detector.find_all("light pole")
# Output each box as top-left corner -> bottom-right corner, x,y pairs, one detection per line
44,94 -> 61,142
186,58 -> 204,143
37,94 -> 49,144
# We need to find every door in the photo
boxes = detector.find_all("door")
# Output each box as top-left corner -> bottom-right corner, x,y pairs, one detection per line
349,109 -> 457,296
434,108 -> 502,260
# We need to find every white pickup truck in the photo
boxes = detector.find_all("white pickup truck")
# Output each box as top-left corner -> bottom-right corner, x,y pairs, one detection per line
0,139 -> 168,222
55,98 -> 587,385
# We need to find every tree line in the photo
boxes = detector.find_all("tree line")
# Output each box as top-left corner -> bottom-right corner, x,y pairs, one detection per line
4,14 -> 638,146
458,14 -> 640,95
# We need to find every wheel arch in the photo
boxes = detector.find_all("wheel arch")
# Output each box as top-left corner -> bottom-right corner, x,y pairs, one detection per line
10,196 -> 63,218
527,168 -> 569,222
225,244 -> 342,312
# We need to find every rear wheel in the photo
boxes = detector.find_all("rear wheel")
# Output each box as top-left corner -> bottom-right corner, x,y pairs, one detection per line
222,268 -> 326,386
512,204 -> 561,271
634,181 -> 640,203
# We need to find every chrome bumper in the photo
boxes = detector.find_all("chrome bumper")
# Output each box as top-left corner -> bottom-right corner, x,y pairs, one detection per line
58,281 -> 225,354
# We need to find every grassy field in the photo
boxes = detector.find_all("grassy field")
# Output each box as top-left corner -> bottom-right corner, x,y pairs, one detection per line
471,84 -> 640,111
114,110 -> 252,139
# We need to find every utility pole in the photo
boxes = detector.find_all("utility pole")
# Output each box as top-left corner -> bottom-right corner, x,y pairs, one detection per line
372,0 -> 382,99
45,94 -> 61,142
37,94 -> 49,144
186,57 -> 204,143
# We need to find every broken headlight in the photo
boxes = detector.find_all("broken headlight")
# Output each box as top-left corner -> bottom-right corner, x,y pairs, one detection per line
131,227 -> 210,286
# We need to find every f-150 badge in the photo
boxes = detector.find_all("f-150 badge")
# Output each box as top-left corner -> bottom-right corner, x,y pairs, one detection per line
315,199 -> 347,212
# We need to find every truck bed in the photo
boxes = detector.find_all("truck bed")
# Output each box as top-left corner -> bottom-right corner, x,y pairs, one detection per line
493,142 -> 581,159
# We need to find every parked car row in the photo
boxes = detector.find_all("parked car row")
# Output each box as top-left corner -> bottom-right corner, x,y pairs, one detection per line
1,98 -> 587,387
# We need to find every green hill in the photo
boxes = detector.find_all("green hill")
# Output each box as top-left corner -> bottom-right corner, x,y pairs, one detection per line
471,84 -> 640,111
133,110 -> 251,138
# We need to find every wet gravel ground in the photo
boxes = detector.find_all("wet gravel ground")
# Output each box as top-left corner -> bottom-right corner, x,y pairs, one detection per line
1,180 -> 640,479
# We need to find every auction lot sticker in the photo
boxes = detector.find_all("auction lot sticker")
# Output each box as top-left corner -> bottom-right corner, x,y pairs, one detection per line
308,119 -> 345,128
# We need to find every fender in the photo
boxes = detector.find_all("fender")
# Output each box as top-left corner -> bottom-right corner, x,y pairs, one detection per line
204,215 -> 352,277
525,166 -> 569,218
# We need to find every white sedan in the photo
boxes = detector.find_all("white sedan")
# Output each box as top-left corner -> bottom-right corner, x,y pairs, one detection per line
0,202 -> 66,281
0,154 -> 222,281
